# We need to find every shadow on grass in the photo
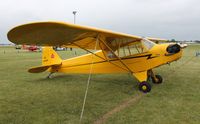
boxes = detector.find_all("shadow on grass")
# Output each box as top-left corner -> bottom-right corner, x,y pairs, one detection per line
28,73 -> 139,95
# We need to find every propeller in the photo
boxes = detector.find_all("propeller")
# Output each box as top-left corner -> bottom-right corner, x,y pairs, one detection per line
167,44 -> 181,54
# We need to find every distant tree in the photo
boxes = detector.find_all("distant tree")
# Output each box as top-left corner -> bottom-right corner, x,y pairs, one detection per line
170,39 -> 176,42
195,40 -> 200,43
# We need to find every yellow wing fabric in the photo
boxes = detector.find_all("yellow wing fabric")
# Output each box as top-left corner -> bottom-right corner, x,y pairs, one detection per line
146,37 -> 168,43
7,21 -> 166,50
7,22 -> 143,50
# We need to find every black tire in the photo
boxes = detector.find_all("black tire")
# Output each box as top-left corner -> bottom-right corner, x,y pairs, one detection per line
139,82 -> 151,93
152,75 -> 163,84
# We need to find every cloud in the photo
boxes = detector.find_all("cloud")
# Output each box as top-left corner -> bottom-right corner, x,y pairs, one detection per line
1,0 -> 200,43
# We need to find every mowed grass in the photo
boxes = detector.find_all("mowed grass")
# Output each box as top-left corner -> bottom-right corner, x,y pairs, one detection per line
0,45 -> 200,124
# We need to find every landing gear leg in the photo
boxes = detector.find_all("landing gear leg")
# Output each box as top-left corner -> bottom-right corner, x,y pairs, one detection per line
148,70 -> 163,84
133,71 -> 152,93
47,72 -> 54,79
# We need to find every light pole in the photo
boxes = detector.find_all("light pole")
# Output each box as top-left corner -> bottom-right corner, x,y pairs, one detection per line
72,11 -> 77,24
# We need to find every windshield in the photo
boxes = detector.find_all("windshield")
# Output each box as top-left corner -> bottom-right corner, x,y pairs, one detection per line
109,38 -> 156,59
141,38 -> 156,50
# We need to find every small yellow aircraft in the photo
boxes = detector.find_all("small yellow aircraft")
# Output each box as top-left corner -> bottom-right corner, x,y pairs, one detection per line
7,22 -> 183,93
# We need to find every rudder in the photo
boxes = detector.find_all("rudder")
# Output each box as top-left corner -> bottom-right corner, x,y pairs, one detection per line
42,47 -> 62,66
28,47 -> 62,73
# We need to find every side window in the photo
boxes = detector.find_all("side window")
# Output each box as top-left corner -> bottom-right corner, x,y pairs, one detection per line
141,39 -> 156,50
107,51 -> 116,58
115,43 -> 144,57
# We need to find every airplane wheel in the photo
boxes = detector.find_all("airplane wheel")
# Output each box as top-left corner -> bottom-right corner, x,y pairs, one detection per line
46,72 -> 54,79
47,75 -> 52,79
139,82 -> 151,93
152,75 -> 163,84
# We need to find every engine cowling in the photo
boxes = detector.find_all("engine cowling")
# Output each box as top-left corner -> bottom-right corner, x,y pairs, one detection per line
166,44 -> 181,54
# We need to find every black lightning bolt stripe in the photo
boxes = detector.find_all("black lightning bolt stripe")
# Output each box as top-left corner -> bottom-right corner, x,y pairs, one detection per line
63,54 -> 159,68
121,54 -> 158,60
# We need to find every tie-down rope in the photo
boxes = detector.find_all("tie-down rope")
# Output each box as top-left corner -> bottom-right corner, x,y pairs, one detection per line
79,37 -> 99,123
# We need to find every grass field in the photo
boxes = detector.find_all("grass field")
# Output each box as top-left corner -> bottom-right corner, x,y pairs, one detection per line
0,45 -> 199,124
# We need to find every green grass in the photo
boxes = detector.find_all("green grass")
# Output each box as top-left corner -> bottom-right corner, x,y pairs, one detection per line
0,45 -> 200,124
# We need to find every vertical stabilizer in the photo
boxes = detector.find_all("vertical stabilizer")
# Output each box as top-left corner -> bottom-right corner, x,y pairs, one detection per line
42,47 -> 62,66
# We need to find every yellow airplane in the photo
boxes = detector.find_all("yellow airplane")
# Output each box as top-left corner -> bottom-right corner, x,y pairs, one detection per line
7,22 -> 183,93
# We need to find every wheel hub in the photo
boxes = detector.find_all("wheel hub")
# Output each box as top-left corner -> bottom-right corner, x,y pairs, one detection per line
142,85 -> 147,90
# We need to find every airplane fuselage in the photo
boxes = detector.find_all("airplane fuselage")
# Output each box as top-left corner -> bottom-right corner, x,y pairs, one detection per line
49,43 -> 182,74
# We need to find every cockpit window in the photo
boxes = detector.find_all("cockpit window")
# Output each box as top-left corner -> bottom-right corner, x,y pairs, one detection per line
114,42 -> 144,58
141,39 -> 156,50
108,39 -> 156,59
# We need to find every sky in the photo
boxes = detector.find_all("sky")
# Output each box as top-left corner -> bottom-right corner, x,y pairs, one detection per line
1,0 -> 200,43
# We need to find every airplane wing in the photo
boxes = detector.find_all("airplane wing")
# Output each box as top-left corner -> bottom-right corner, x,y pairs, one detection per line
146,37 -> 168,42
7,21 -> 166,50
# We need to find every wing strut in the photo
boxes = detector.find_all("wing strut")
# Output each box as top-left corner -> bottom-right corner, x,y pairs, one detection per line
79,34 -> 99,123
99,37 -> 133,73
71,43 -> 128,72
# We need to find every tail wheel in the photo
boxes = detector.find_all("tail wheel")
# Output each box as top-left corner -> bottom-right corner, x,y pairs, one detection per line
152,75 -> 163,84
139,82 -> 151,93
46,72 -> 54,79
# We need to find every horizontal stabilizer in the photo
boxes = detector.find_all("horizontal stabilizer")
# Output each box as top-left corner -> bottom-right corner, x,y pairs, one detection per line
28,65 -> 50,73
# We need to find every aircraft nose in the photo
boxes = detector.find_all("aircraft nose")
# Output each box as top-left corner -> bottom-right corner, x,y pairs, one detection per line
166,44 -> 181,54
